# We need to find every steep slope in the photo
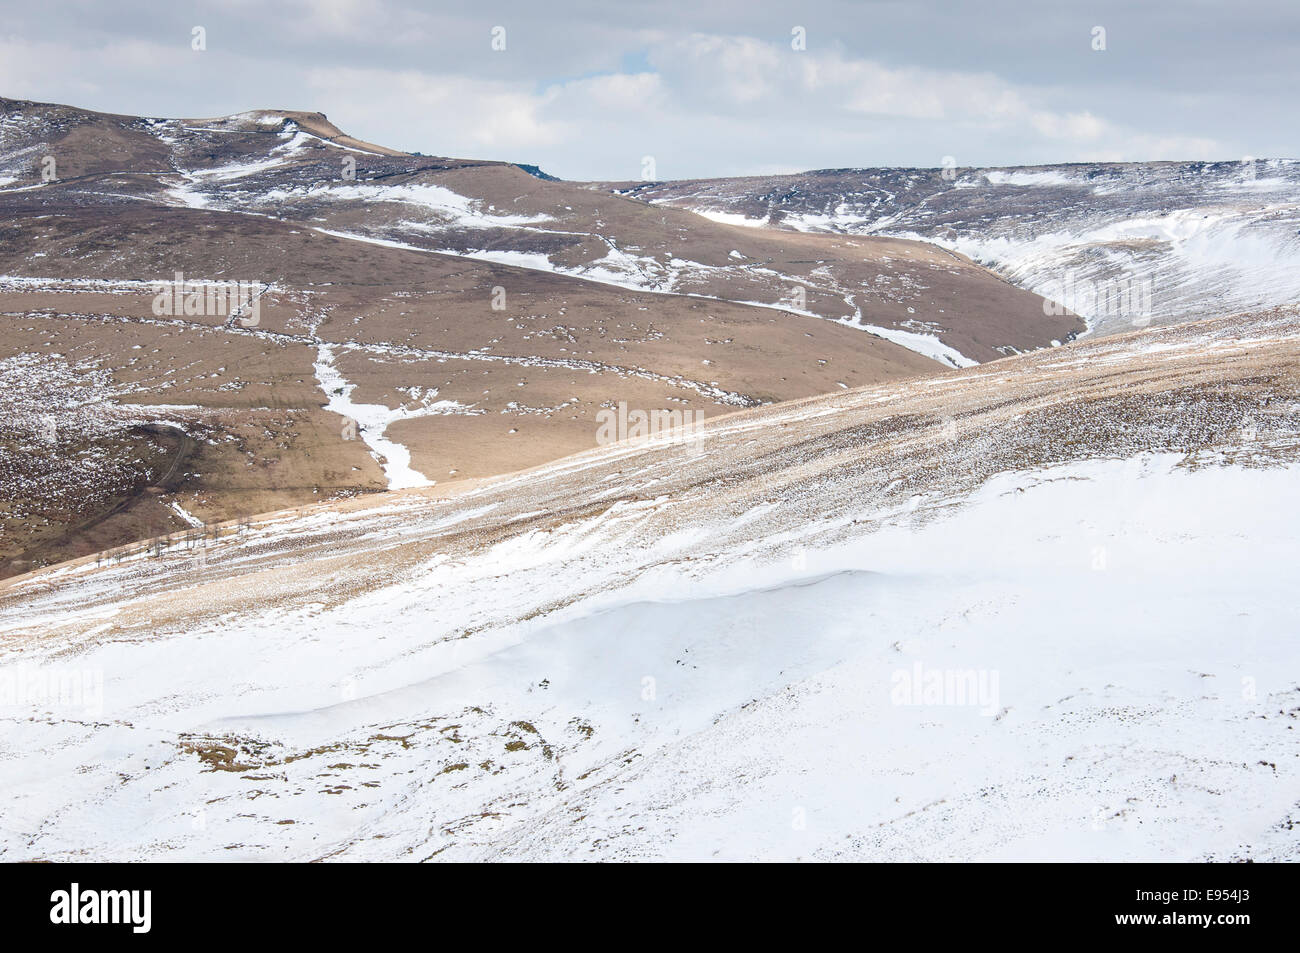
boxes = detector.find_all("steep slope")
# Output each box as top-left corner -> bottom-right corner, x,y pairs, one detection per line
1,306 -> 1296,861
625,161 -> 1300,337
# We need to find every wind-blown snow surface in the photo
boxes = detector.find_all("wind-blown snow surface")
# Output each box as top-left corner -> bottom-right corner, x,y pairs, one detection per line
2,456 -> 1295,861
1,310 -> 1298,861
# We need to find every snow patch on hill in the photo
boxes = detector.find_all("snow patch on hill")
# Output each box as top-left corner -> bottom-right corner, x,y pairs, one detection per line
313,344 -> 471,490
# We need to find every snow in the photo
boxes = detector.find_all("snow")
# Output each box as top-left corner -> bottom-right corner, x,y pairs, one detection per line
983,169 -> 1083,188
186,129 -> 313,183
0,276 -> 164,293
260,182 -> 553,229
654,162 -> 1300,338
313,344 -> 435,490
311,343 -> 482,491
928,206 -> 1300,338
455,248 -> 557,271
850,321 -> 978,368
1,447 -> 1295,861
694,209 -> 770,228
166,501 -> 203,528
5,108 -> 1298,861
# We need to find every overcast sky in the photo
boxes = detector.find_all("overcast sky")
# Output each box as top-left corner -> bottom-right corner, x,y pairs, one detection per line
1,0 -> 1296,180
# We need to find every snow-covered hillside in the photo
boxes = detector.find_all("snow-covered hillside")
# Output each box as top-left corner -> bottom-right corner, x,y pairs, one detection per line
634,160 -> 1300,338
2,307 -> 1297,861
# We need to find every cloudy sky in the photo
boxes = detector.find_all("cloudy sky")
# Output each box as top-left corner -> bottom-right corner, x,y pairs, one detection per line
1,0 -> 1295,180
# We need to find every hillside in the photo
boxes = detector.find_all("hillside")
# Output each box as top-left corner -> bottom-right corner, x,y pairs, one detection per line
0,97 -> 1075,577
622,160 -> 1300,337
1,306 -> 1296,861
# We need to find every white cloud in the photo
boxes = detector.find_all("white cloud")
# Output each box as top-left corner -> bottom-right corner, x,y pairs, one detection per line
0,21 -> 1241,178
546,71 -> 665,112
305,68 -> 570,151
648,33 -> 1227,162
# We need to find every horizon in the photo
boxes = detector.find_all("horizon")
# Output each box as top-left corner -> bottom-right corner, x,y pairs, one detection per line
1,0 -> 1295,180
5,91 -> 1298,183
